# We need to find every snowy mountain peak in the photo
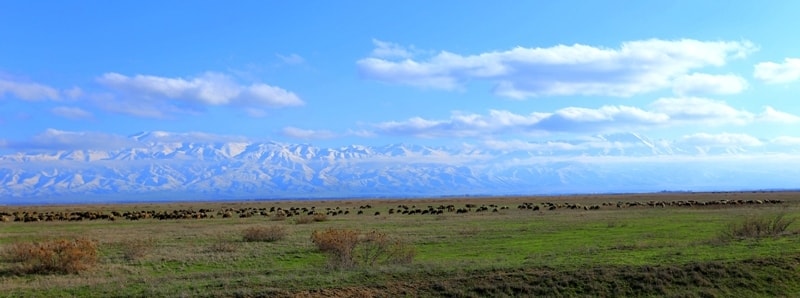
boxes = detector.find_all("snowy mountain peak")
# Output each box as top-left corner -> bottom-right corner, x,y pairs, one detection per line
1,134 -> 798,204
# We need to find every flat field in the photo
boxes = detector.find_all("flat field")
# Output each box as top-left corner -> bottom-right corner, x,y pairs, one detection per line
2,192 -> 800,297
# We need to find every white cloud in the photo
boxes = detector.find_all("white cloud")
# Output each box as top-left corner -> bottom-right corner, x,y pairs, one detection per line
0,78 -> 60,101
535,106 -> 669,132
672,73 -> 748,95
64,87 -> 84,99
346,129 -> 376,138
4,129 -> 140,151
281,127 -> 337,140
130,131 -> 250,144
376,110 -> 551,137
758,106 -> 800,123
358,39 -> 756,98
772,136 -> 800,146
96,72 -> 303,117
649,97 -> 753,125
89,92 -> 184,119
483,139 -> 581,151
680,133 -> 762,147
373,97 -> 780,138
276,53 -> 305,65
370,39 -> 416,59
51,106 -> 93,120
754,58 -> 800,84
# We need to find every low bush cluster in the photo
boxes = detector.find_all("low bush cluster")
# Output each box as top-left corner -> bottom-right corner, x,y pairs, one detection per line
310,228 -> 415,269
294,213 -> 328,225
2,238 -> 98,274
242,225 -> 287,242
720,213 -> 796,241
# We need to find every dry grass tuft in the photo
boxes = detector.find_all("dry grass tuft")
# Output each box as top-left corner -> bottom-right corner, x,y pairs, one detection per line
206,233 -> 238,253
242,225 -> 287,242
2,238 -> 98,274
293,215 -> 315,225
118,238 -> 155,261
294,213 -> 328,224
312,213 -> 328,222
269,213 -> 287,221
719,213 -> 796,241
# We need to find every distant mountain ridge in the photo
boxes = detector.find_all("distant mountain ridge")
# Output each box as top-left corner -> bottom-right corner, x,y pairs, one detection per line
2,132 -> 798,204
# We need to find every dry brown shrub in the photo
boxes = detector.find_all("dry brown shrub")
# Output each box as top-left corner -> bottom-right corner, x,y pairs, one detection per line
312,213 -> 328,222
293,215 -> 315,225
311,228 -> 360,269
242,225 -> 287,242
2,238 -> 98,274
357,231 -> 415,266
269,213 -> 287,221
295,213 -> 328,225
311,229 -> 414,269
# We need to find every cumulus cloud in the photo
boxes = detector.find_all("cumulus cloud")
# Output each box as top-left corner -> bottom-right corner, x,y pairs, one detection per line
754,58 -> 800,84
373,97 -> 782,138
96,72 -> 303,117
758,106 -> 800,123
649,97 -> 753,125
0,78 -> 60,101
51,106 -> 93,120
535,106 -> 669,132
358,39 -> 756,98
281,127 -> 337,140
672,73 -> 748,95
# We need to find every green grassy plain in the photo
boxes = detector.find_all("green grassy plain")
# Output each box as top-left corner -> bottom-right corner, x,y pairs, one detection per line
2,192 -> 800,297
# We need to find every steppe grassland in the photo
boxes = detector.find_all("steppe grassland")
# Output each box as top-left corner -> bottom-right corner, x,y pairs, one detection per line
1,192 -> 799,296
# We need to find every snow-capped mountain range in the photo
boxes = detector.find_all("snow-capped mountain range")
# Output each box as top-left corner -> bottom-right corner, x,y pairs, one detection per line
1,132 -> 798,204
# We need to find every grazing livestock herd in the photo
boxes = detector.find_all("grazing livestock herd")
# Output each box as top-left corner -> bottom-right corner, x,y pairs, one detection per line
0,197 -> 784,224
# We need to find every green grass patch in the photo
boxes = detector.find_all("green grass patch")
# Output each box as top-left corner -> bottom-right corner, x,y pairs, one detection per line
2,193 -> 800,296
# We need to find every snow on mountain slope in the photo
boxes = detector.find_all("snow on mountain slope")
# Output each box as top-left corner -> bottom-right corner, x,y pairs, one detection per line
1,132 -> 798,204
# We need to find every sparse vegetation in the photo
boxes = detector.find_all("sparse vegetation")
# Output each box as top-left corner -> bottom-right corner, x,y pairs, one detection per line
719,213 -> 796,241
311,228 -> 361,268
310,228 -> 415,269
312,212 -> 328,222
207,233 -> 239,253
0,192 -> 799,296
2,238 -> 98,274
242,225 -> 287,242
356,230 -> 415,266
118,238 -> 155,261
293,215 -> 315,224
295,213 -> 327,224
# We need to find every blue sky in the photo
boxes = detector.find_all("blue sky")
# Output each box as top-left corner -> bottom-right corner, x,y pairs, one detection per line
2,1 -> 800,153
